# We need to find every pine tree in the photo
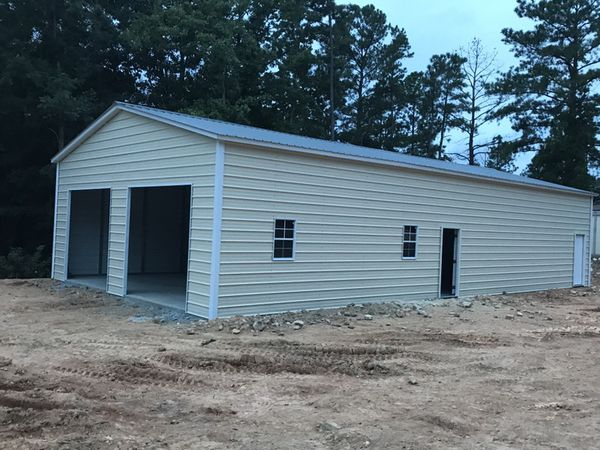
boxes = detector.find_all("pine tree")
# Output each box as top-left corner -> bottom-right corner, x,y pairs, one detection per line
497,0 -> 600,190
403,53 -> 466,159
338,4 -> 411,148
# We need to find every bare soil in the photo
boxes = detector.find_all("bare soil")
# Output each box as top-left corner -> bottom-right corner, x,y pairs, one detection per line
1,278 -> 599,449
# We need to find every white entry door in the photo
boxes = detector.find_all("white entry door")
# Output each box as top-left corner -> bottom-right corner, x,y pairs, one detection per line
573,234 -> 585,286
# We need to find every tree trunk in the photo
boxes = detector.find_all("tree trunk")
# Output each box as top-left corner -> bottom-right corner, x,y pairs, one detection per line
437,91 -> 450,159
58,124 -> 65,151
468,81 -> 476,165
328,2 -> 335,140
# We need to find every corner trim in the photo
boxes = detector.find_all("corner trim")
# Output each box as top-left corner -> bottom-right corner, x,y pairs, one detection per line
589,196 -> 593,286
51,163 -> 60,279
208,141 -> 225,319
63,190 -> 72,282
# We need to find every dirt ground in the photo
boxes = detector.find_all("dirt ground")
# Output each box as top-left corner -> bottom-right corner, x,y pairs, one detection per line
1,278 -> 599,449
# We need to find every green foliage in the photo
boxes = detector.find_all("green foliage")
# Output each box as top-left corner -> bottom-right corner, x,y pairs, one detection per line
401,53 -> 466,159
484,136 -> 518,172
338,4 -> 411,148
495,0 -> 600,190
258,0 -> 335,137
0,0 -> 137,274
0,246 -> 50,279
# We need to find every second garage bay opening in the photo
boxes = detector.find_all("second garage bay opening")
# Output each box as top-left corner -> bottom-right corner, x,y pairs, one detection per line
126,186 -> 191,309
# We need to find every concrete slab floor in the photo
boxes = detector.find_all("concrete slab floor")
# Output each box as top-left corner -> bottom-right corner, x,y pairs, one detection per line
127,273 -> 186,310
66,273 -> 186,311
68,275 -> 107,290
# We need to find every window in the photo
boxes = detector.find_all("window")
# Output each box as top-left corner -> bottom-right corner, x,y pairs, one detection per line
273,219 -> 295,260
403,225 -> 418,259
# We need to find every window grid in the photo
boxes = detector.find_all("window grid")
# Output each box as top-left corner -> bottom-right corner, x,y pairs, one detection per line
403,225 -> 417,259
273,219 -> 295,260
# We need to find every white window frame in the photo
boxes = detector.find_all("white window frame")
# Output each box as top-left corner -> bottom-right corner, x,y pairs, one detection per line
402,225 -> 418,260
272,218 -> 296,261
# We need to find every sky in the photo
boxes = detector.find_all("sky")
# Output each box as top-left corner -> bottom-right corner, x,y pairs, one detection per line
348,0 -> 523,72
339,0 -> 533,171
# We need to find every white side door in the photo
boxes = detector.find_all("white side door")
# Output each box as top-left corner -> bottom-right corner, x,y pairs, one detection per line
573,234 -> 585,287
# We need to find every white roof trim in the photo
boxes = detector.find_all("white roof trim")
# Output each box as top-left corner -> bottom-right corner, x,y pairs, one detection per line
51,105 -> 120,163
50,103 -> 218,163
51,102 -> 593,197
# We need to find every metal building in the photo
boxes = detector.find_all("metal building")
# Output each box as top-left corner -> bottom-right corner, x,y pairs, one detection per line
51,102 -> 593,318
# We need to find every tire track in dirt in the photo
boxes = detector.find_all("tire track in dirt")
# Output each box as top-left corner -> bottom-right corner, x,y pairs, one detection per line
53,359 -> 207,389
64,338 -> 167,352
0,394 -> 61,411
154,350 -> 391,377
149,339 -> 445,377
358,330 -> 510,348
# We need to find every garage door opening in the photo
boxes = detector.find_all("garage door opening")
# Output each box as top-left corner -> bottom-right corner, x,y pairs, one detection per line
67,189 -> 110,290
126,186 -> 191,309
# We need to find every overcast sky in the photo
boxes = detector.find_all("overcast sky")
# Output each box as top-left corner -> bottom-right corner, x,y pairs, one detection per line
343,0 -> 524,71
339,0 -> 533,170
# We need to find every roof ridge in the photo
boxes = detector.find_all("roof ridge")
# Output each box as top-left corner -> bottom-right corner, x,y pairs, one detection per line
118,102 -> 509,172
118,101 -> 336,144
112,102 -> 590,196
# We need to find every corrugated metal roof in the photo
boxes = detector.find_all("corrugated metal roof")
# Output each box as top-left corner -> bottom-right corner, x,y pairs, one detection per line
113,102 -> 589,196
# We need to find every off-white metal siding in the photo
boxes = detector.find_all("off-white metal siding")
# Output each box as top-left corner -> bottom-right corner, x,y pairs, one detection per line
52,111 -> 215,316
591,211 -> 600,257
218,143 -> 591,316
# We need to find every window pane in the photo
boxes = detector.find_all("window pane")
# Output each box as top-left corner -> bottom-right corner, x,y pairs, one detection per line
274,219 -> 296,259
274,240 -> 293,258
403,242 -> 416,258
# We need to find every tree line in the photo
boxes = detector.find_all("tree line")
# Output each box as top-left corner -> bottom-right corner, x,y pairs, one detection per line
1,0 -> 599,276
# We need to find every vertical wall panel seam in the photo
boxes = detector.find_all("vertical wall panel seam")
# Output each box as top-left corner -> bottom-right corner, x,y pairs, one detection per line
208,141 -> 225,319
